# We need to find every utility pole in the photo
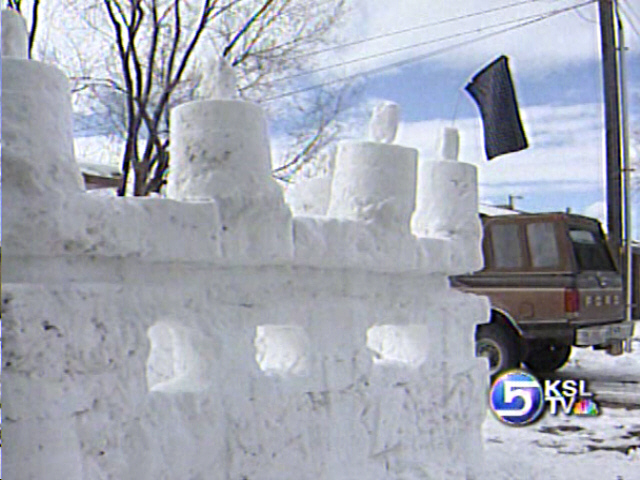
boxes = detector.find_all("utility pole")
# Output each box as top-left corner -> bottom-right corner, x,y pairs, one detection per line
617,8 -> 634,351
597,0 -> 623,264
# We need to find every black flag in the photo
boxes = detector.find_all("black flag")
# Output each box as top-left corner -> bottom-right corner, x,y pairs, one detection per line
465,55 -> 528,160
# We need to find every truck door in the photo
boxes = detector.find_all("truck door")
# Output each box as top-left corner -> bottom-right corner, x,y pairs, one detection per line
480,219 -> 570,328
518,220 -> 570,327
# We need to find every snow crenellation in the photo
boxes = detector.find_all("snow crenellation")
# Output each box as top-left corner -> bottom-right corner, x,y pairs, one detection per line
2,10 -> 490,480
368,101 -> 400,144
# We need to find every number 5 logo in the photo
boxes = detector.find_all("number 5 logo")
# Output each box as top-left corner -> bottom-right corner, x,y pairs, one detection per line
490,370 -> 544,426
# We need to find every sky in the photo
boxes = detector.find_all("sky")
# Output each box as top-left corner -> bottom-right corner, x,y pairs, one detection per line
9,0 -> 639,239
313,0 -> 640,239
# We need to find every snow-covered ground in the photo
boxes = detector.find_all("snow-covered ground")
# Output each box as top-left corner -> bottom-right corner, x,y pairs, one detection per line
563,339 -> 640,382
483,335 -> 640,479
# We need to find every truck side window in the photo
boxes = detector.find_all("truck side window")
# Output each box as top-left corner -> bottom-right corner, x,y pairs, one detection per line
569,229 -> 615,271
527,222 -> 560,268
491,223 -> 523,269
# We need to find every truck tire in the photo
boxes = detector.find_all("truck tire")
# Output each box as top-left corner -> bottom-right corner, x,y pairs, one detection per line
475,323 -> 520,377
524,343 -> 571,373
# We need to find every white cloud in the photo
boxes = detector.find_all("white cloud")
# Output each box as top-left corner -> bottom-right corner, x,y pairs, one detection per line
331,0 -> 639,78
582,200 -> 640,241
583,200 -> 607,227
395,101 -> 640,239
396,102 -> 605,186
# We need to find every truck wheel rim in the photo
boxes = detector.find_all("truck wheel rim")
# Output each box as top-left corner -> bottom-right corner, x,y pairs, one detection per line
477,340 -> 502,375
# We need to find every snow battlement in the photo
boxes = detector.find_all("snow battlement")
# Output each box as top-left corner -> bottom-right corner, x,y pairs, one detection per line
2,11 -> 489,480
2,9 -> 481,275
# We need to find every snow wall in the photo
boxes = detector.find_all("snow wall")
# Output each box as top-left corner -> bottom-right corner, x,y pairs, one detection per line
1,10 -> 489,480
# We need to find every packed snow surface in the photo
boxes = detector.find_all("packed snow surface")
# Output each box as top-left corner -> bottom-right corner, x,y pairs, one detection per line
483,339 -> 640,479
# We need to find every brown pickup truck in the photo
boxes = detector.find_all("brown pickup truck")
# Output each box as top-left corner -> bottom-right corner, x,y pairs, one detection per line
451,212 -> 635,375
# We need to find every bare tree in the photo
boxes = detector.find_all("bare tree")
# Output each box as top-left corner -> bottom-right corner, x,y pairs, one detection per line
97,0 -> 236,196
213,0 -> 353,180
272,84 -> 353,181
5,0 -> 40,58
65,0 -> 349,196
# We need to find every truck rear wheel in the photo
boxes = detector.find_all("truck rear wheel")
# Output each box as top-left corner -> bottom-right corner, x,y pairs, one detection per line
524,343 -> 571,373
475,324 -> 520,377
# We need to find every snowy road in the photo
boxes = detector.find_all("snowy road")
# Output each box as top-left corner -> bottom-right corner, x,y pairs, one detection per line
559,337 -> 640,409
483,406 -> 640,479
542,366 -> 640,409
591,379 -> 640,408
482,334 -> 640,479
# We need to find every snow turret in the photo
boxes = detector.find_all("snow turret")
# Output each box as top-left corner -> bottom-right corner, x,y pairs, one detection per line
1,9 -> 83,196
411,126 -> 483,272
327,103 -> 417,233
2,9 -> 85,256
167,56 -> 292,261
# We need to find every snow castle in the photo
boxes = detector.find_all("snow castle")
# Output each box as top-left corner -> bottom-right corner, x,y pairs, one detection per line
2,10 -> 489,480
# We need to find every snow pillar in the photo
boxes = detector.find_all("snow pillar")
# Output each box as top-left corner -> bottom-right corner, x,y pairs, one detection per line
2,9 -> 28,58
2,9 -> 85,256
168,100 -> 273,201
327,141 -> 418,232
1,13 -> 85,480
411,127 -> 483,273
436,126 -> 460,161
1,10 -> 83,197
168,98 -> 293,261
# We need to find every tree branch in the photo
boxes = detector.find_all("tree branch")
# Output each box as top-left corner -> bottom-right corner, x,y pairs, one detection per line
104,0 -> 143,196
223,0 -> 274,58
164,0 -> 182,87
152,0 -> 217,131
27,0 -> 39,59
142,0 -> 160,106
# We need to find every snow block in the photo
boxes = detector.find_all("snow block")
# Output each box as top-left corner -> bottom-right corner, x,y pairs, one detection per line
1,58 -> 84,197
292,215 -> 451,273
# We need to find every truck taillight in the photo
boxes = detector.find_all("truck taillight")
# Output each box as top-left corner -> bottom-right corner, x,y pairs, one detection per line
565,288 -> 580,314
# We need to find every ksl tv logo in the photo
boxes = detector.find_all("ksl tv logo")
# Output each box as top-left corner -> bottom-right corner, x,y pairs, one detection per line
489,369 -> 600,426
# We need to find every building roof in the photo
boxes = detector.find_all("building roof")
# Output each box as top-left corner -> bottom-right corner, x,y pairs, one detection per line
478,204 -> 521,216
78,162 -> 122,190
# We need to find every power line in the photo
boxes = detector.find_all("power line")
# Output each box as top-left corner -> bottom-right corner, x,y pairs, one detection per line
621,0 -> 640,25
573,3 -> 597,23
257,0 -> 578,66
247,0 -> 555,70
269,7 -> 584,86
263,0 -> 596,102
619,3 -> 640,40
284,0 -> 552,62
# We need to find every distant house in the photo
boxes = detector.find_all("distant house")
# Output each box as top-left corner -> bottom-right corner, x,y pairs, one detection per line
478,203 -> 522,217
78,162 -> 122,190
